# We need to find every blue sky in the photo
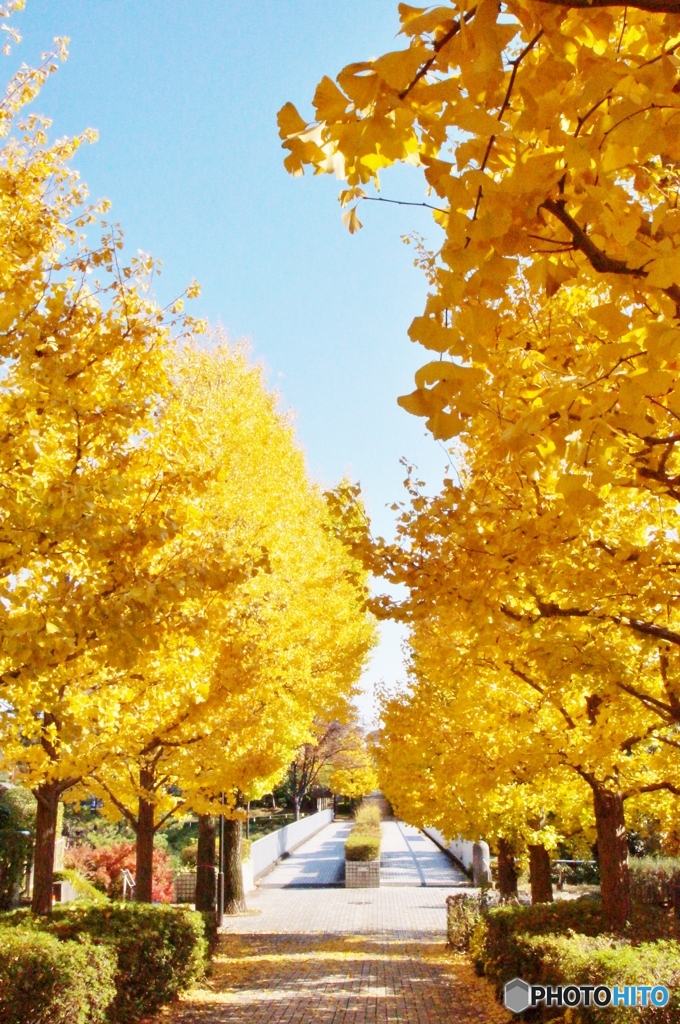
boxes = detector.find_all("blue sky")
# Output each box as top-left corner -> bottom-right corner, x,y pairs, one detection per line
12,0 -> 450,721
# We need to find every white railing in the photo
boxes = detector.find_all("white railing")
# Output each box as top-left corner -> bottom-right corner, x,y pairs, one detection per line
250,808 -> 333,880
423,827 -> 474,870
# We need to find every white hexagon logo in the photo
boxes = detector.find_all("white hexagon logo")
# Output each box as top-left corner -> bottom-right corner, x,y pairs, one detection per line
504,978 -> 531,1014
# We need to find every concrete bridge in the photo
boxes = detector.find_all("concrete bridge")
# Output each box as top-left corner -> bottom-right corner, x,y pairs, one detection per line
257,819 -> 469,888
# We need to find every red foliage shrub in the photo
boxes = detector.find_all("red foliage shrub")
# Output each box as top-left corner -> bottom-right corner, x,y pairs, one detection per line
65,842 -> 174,902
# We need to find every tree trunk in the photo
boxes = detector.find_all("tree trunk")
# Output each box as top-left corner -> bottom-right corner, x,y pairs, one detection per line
497,837 -> 518,899
135,767 -> 155,903
591,783 -> 630,932
222,817 -> 246,914
293,796 -> 301,822
529,844 -> 553,903
195,815 -> 216,913
31,781 -> 61,915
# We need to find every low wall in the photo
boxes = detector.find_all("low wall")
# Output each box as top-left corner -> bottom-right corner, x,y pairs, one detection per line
423,827 -> 474,871
250,808 -> 333,879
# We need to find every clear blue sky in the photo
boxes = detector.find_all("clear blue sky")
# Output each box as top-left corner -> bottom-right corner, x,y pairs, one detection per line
13,0 -> 450,721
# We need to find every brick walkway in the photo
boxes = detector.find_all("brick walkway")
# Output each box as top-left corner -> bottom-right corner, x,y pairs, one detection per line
166,932 -> 511,1024
159,822 -> 508,1023
162,887 -> 510,1023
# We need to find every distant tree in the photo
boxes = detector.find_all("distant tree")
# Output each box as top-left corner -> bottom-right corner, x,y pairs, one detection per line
288,720 -> 377,818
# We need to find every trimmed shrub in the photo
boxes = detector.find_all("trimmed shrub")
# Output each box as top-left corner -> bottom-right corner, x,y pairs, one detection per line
495,932 -> 679,1022
470,898 -> 604,977
471,899 -> 679,1022
630,858 -> 680,909
2,902 -> 207,1022
345,805 -> 381,862
345,830 -> 380,861
0,926 -> 116,1024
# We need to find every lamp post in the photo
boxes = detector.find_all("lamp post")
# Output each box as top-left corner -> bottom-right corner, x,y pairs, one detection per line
216,792 -> 225,927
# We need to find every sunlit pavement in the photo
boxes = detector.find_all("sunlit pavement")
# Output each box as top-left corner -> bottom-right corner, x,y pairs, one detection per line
257,820 -> 468,890
161,823 -> 509,1023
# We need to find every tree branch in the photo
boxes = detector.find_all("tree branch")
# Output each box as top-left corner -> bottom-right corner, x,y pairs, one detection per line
536,0 -> 680,12
615,680 -> 677,721
540,198 -> 680,313
94,778 -> 139,832
630,780 -> 680,798
360,196 -> 447,214
398,8 -> 477,100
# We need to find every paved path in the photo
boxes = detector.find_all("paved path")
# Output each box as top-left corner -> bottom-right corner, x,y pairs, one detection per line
259,821 -> 351,888
380,822 -> 468,887
220,886 -> 473,936
159,821 -> 509,1023
165,888 -> 510,1024
259,820 -> 468,889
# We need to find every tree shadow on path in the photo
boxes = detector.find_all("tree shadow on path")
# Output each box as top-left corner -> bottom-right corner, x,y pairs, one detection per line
162,932 -> 512,1024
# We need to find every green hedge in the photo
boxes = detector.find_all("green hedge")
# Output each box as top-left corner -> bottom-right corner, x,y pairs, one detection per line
345,814 -> 381,862
0,926 -> 116,1024
345,831 -> 380,861
486,931 -> 679,1022
470,898 -> 603,979
470,900 -> 680,1022
2,903 -> 207,1022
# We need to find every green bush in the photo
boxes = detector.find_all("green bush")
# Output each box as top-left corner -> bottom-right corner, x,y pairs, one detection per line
242,837 -> 252,862
498,933 -> 679,1022
0,786 -> 35,911
345,805 -> 381,862
54,869 -> 109,904
345,831 -> 380,861
0,925 -> 116,1024
630,858 -> 680,909
471,899 -> 679,1022
2,902 -> 207,1022
470,898 -> 604,977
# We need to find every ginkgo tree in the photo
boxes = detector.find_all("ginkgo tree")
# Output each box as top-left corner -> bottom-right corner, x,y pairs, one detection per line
279,1 -> 680,499
278,1 -> 680,452
373,560 -> 679,927
79,340 -> 375,904
376,664 -> 598,902
0,28 -> 229,913
280,0 -> 680,932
